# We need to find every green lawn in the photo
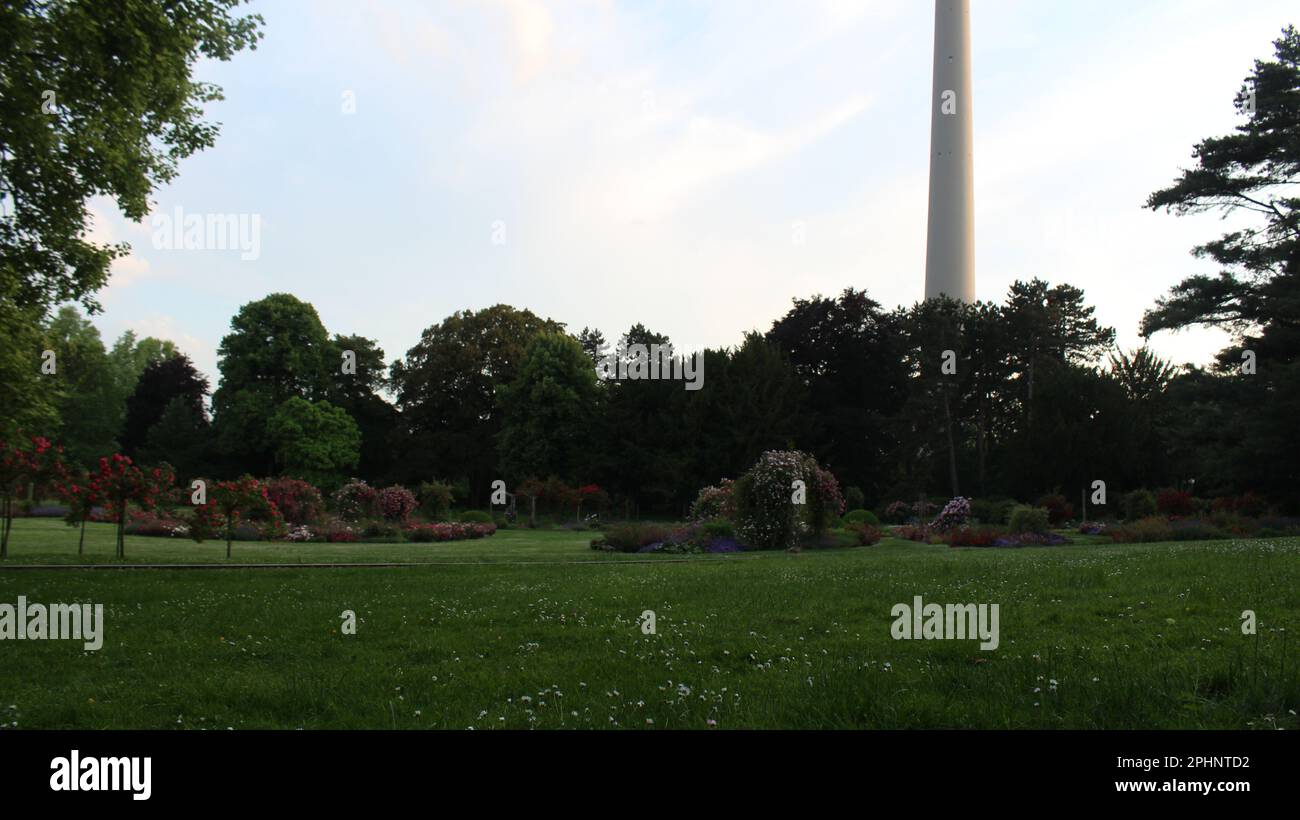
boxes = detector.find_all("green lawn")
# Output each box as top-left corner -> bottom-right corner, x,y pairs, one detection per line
1,520 -> 1297,729
0,518 -> 642,564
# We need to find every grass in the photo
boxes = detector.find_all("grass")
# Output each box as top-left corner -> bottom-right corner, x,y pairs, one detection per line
0,518 -> 640,564
1,519 -> 1297,729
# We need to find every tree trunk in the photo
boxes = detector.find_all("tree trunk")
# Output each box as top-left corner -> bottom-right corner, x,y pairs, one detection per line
941,387 -> 960,497
79,517 -> 86,555
976,393 -> 988,495
1,496 -> 9,559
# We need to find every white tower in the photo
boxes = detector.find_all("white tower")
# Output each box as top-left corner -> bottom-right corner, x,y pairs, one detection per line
923,0 -> 975,302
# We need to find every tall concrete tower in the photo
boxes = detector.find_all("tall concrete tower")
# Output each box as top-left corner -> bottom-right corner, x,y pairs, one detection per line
923,0 -> 975,302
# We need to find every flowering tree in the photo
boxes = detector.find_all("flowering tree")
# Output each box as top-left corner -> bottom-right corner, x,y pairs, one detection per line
0,435 -> 65,559
94,455 -> 176,559
515,477 -> 545,527
575,484 -> 608,522
189,476 -> 281,558
53,470 -> 101,555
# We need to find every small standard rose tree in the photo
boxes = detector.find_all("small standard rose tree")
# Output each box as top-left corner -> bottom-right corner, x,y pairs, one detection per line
94,455 -> 176,559
189,476 -> 282,559
515,478 -> 545,527
0,436 -> 65,559
575,484 -> 608,522
53,470 -> 102,555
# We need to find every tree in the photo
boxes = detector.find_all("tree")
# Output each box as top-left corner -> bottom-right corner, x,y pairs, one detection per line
44,306 -> 120,465
189,476 -> 281,559
0,0 -> 263,315
576,327 -> 608,368
497,331 -> 600,483
1143,26 -> 1300,509
326,333 -> 397,480
1143,25 -> 1300,338
122,353 -> 209,456
767,289 -> 909,503
106,330 -> 179,417
213,294 -> 335,474
389,305 -> 564,500
265,397 -> 360,491
92,454 -> 175,559
0,299 -> 57,438
138,395 -> 213,483
0,435 -> 63,559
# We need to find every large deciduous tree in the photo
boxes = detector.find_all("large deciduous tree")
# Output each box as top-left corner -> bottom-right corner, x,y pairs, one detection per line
497,331 -> 600,483
389,304 -> 563,501
0,0 -> 263,315
122,353 -> 209,456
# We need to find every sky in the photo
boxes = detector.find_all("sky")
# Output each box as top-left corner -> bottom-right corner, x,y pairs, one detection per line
85,0 -> 1297,384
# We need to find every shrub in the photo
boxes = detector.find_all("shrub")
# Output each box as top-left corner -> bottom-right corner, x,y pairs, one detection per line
377,485 -> 418,523
265,477 -> 325,525
929,497 -> 972,532
970,498 -> 1015,525
405,522 -> 496,542
701,518 -> 734,538
733,450 -> 843,550
999,532 -> 1070,547
360,519 -> 402,538
1168,518 -> 1226,541
689,480 -> 736,522
843,486 -> 865,512
1109,516 -> 1174,543
705,536 -> 744,553
884,501 -> 912,524
842,509 -> 880,527
896,524 -> 930,543
458,509 -> 493,524
333,479 -> 379,522
1212,492 -> 1268,518
946,526 -> 1001,547
592,522 -> 672,553
805,463 -> 846,534
1008,505 -> 1050,534
417,480 -> 455,521
1035,494 -> 1074,526
1156,488 -> 1196,517
124,509 -> 190,537
1122,489 -> 1157,521
1078,521 -> 1106,535
854,524 -> 883,546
